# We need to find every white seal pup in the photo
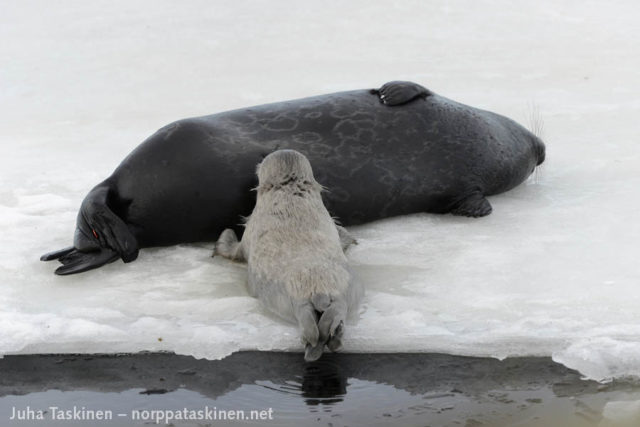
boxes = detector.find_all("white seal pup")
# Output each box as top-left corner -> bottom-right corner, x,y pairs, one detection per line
214,149 -> 362,361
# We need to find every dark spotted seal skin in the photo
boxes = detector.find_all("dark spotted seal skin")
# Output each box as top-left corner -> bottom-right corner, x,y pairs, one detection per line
41,81 -> 545,275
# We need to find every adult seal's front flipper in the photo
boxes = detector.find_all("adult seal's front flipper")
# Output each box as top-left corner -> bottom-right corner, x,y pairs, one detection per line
450,191 -> 493,217
52,248 -> 120,276
372,81 -> 432,106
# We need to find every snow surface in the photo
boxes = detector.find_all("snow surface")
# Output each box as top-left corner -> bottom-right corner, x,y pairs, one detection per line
1,0 -> 640,382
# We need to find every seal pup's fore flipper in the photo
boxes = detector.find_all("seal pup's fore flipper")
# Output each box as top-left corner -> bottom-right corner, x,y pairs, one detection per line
79,183 -> 139,263
450,192 -> 493,217
372,81 -> 431,106
40,246 -> 75,261
54,248 -> 119,275
213,228 -> 246,262
336,225 -> 357,252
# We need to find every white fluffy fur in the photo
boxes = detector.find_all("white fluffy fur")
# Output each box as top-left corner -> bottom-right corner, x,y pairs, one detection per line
214,149 -> 362,360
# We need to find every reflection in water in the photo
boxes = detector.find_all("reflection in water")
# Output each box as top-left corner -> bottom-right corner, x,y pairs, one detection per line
300,357 -> 346,406
251,355 -> 348,414
0,352 -> 639,426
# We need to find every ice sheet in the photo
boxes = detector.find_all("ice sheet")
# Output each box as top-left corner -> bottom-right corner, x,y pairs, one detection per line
1,0 -> 639,382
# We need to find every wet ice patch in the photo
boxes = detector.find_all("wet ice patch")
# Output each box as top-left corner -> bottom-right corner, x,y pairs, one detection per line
554,338 -> 640,382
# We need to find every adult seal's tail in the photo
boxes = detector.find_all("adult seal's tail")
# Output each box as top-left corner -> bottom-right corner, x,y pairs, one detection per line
214,150 -> 363,361
41,80 -> 545,275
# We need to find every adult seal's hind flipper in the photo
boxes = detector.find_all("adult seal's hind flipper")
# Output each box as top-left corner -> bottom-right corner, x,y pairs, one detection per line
40,246 -> 75,261
41,180 -> 139,274
53,248 -> 120,275
75,183 -> 139,263
372,80 -> 432,106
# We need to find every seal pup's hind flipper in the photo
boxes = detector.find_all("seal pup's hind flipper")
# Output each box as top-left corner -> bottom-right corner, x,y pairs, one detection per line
304,342 -> 325,362
315,296 -> 347,352
326,321 -> 344,352
450,192 -> 493,217
373,81 -> 431,106
294,302 -> 323,362
54,248 -> 119,275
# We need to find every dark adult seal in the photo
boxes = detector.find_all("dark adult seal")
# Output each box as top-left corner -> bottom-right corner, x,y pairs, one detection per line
41,81 -> 546,275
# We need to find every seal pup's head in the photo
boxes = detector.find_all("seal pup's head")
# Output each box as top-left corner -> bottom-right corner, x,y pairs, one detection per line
256,150 -> 322,195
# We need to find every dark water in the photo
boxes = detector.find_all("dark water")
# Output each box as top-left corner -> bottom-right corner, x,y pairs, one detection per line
0,352 -> 638,426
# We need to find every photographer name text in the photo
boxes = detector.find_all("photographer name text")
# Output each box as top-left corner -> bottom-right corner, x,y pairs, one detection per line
10,405 -> 274,423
